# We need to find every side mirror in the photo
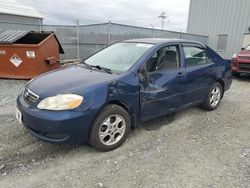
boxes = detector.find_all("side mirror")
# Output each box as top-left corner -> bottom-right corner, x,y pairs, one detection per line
139,64 -> 150,82
139,64 -> 147,76
241,47 -> 245,51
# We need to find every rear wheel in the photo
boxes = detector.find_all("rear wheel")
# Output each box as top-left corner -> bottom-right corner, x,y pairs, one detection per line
201,82 -> 223,111
89,104 -> 131,151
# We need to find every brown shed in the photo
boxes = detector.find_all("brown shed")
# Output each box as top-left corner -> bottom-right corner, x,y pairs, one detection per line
0,30 -> 64,79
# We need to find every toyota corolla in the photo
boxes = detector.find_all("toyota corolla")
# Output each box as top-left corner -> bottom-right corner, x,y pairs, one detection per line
16,38 -> 233,151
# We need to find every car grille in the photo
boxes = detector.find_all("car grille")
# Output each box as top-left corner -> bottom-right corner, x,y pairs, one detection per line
239,63 -> 250,70
239,56 -> 250,60
23,88 -> 39,105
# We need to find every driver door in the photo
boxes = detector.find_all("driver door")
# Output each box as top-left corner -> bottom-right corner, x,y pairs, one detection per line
140,44 -> 186,120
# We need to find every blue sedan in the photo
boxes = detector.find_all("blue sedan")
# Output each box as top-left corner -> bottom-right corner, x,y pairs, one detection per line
16,38 -> 233,151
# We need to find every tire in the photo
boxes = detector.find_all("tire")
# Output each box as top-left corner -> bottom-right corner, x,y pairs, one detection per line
89,104 -> 131,152
201,82 -> 223,111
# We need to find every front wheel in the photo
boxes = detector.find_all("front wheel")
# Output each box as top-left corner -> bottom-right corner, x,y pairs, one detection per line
201,83 -> 223,111
89,104 -> 131,151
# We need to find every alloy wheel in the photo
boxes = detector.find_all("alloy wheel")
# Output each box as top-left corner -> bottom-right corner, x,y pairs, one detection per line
210,86 -> 221,107
98,114 -> 126,146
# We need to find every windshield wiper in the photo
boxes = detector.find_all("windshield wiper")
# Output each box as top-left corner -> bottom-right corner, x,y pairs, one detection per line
78,62 -> 113,74
91,65 -> 113,74
78,61 -> 93,70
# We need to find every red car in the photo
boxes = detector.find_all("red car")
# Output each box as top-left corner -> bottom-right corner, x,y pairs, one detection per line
231,44 -> 250,76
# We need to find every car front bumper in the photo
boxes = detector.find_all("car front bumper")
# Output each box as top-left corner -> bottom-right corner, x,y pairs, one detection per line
16,94 -> 97,144
232,69 -> 250,74
231,59 -> 250,74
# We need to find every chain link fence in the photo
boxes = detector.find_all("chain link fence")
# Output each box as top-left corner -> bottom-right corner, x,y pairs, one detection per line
0,21 -> 208,60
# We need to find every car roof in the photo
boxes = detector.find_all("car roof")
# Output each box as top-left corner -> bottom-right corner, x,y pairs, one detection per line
123,38 -> 205,47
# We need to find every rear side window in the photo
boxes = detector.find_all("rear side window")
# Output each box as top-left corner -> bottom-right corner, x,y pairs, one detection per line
183,46 -> 207,67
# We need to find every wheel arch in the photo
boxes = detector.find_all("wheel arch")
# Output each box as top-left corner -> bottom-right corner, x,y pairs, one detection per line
108,100 -> 136,129
216,79 -> 225,97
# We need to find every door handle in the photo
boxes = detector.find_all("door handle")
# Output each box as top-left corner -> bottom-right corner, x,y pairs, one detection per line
209,67 -> 215,71
176,72 -> 185,77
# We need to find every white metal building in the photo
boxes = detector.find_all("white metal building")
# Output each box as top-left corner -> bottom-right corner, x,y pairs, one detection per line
187,0 -> 250,59
0,3 -> 43,31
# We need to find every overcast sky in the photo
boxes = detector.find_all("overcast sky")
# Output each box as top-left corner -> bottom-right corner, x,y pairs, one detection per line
2,0 -> 190,31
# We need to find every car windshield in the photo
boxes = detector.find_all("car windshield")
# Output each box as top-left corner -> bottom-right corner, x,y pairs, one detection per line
246,45 -> 250,50
85,42 -> 153,73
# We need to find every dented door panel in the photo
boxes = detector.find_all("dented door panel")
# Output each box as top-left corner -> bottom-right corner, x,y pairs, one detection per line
140,68 -> 186,120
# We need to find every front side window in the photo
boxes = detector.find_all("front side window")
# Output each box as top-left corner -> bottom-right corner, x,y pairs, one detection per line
183,46 -> 207,67
145,45 -> 179,72
85,42 -> 153,73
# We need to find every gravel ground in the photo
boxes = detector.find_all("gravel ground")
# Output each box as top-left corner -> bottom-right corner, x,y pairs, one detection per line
0,76 -> 249,188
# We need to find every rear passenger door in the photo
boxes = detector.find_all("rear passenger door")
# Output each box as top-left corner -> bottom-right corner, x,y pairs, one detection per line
182,44 -> 216,104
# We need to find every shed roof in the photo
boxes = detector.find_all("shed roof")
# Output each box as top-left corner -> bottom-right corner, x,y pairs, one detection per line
0,3 -> 43,19
0,30 -> 29,44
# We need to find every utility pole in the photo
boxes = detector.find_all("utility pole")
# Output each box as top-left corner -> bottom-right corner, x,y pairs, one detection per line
76,19 -> 80,60
108,20 -> 111,45
39,19 -> 42,31
158,11 -> 167,30
151,24 -> 155,38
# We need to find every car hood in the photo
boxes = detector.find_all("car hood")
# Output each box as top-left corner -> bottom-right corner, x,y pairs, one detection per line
238,50 -> 250,56
27,65 -> 117,98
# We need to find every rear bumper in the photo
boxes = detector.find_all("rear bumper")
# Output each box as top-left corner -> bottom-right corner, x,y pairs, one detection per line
17,95 -> 97,144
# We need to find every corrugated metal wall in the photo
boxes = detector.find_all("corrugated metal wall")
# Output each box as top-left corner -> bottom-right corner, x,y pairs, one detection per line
110,23 -> 208,44
0,13 -> 42,33
0,22 -> 41,34
187,0 -> 250,59
40,22 -> 209,60
0,21 -> 208,60
0,14 -> 42,25
43,25 -> 78,59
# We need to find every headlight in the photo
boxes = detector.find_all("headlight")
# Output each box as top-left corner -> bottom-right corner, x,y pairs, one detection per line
232,53 -> 237,59
37,94 -> 83,110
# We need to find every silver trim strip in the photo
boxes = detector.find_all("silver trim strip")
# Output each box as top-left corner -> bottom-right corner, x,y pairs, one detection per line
26,88 -> 39,100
